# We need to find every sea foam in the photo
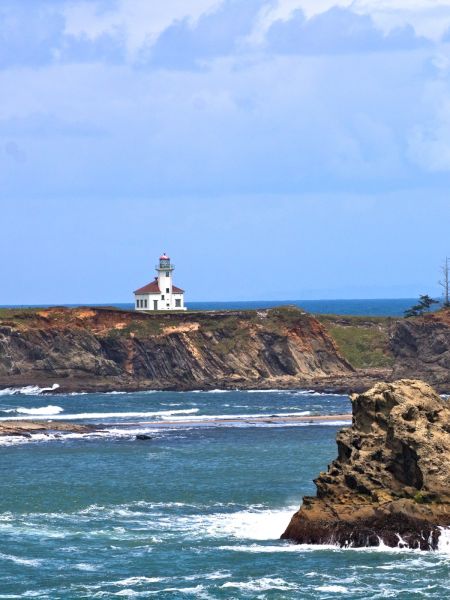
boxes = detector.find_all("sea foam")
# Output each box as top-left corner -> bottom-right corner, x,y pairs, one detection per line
0,408 -> 199,422
221,577 -> 297,591
0,383 -> 60,396
4,405 -> 64,416
438,527 -> 450,553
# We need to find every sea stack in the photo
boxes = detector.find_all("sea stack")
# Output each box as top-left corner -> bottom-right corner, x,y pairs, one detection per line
282,379 -> 450,550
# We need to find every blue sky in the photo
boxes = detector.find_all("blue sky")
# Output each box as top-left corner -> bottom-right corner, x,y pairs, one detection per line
1,0 -> 450,303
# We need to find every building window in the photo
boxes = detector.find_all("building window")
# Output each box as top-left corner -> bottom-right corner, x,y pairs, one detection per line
136,301 -> 139,308
175,299 -> 181,308
161,295 -> 165,300
166,288 -> 169,293
166,271 -> 170,277
144,299 -> 148,308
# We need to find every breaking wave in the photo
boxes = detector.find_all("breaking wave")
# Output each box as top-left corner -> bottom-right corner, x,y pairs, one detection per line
3,405 -> 64,416
438,527 -> 450,553
221,577 -> 298,592
0,383 -> 60,396
0,408 -> 199,422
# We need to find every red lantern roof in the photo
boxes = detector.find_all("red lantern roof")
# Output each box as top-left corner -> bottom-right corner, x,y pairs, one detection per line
160,253 -> 170,260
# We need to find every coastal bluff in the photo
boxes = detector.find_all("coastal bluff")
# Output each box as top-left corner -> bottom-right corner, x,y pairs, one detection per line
0,306 -> 354,393
282,380 -> 450,550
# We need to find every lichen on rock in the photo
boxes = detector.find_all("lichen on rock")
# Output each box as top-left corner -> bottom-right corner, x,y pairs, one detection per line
282,379 -> 450,550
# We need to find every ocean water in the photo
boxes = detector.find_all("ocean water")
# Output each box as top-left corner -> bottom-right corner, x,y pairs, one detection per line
1,298 -> 442,317
0,388 -> 448,599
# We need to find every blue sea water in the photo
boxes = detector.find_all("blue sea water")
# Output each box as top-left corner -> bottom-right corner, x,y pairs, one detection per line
0,388 -> 448,599
1,298 -> 442,317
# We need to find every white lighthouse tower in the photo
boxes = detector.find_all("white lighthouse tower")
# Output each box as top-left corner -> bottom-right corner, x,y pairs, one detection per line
134,253 -> 186,311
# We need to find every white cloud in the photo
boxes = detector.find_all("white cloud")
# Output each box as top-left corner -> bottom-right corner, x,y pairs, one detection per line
63,0 -> 219,58
265,7 -> 427,55
1,0 -> 450,199
269,1 -> 450,41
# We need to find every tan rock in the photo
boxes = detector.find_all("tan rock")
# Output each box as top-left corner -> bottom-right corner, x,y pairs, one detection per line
282,380 -> 450,550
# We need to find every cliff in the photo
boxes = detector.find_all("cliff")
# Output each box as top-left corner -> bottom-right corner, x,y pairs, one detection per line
0,306 -> 354,392
282,380 -> 450,550
390,309 -> 450,389
318,309 -> 450,393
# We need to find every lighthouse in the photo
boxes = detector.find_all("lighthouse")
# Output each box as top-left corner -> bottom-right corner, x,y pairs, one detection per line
134,254 -> 186,311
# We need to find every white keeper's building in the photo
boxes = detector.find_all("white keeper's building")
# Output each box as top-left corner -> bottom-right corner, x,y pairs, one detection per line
134,254 -> 186,311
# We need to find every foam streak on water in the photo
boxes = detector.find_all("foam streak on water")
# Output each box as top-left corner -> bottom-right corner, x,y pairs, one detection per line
0,383 -> 60,396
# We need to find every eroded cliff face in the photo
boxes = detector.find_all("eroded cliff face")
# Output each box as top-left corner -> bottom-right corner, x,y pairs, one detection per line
282,380 -> 450,550
0,306 -> 354,392
390,309 -> 450,389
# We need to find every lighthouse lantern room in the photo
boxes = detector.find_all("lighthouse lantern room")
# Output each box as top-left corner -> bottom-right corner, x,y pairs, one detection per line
134,254 -> 186,311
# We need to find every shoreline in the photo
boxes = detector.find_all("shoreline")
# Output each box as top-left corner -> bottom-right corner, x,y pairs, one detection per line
0,370 -> 395,396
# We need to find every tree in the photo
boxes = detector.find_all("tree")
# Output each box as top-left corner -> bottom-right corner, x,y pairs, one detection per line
404,294 -> 439,318
418,294 -> 439,311
439,257 -> 450,308
404,306 -> 419,318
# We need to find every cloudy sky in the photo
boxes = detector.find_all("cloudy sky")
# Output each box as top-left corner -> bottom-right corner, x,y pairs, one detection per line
1,0 -> 450,303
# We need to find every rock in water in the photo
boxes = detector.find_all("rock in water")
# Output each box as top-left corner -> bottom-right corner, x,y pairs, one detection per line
282,380 -> 450,550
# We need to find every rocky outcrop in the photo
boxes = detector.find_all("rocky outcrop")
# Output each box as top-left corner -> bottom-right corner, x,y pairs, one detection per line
282,380 -> 450,550
390,309 -> 450,390
0,306 -> 354,392
0,420 -> 96,437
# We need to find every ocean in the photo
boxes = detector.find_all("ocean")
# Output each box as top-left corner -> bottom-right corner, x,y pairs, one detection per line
0,388 -> 448,599
1,298 -> 442,317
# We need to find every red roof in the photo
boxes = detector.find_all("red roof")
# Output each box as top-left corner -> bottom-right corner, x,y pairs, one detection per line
160,253 -> 170,260
134,278 -> 160,295
134,278 -> 184,295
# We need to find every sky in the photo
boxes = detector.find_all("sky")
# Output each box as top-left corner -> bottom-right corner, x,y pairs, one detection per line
1,0 -> 450,304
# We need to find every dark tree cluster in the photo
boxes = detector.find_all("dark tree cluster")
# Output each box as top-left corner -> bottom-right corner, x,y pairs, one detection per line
404,295 -> 439,318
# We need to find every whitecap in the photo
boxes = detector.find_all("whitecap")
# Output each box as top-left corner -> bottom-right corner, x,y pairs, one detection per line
218,543 -> 337,553
74,562 -> 98,571
246,389 -> 287,393
0,408 -> 199,422
221,577 -> 297,592
0,383 -> 60,396
115,576 -> 164,586
316,585 -> 349,593
162,504 -> 300,542
12,405 -> 63,416
0,553 -> 42,567
156,585 -> 205,595
437,527 -> 450,553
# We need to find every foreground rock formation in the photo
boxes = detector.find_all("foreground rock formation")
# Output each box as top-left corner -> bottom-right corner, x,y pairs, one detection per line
282,380 -> 450,550
0,306 -> 354,392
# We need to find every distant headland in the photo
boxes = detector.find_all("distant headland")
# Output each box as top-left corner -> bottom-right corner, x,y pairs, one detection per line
0,304 -> 448,394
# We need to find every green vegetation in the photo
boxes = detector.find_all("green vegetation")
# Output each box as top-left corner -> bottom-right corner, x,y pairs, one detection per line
318,316 -> 394,369
413,491 -> 434,504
